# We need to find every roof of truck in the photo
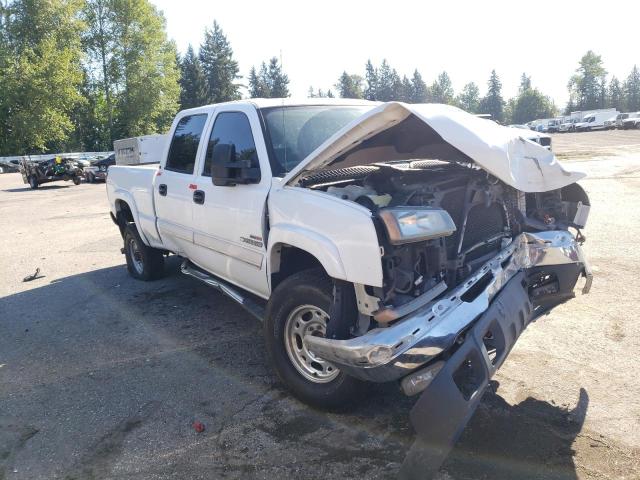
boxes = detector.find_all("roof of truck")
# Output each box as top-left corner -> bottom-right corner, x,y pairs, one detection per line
180,98 -> 378,114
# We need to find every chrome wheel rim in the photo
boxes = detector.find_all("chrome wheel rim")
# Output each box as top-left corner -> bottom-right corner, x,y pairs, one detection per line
127,237 -> 144,275
284,305 -> 340,383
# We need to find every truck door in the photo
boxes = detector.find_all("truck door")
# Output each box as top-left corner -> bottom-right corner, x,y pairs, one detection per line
189,106 -> 271,298
154,112 -> 208,255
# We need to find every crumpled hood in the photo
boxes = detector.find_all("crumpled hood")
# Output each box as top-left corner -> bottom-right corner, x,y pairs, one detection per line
284,102 -> 585,193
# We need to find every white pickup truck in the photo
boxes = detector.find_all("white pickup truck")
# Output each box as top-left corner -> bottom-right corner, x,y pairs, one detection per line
107,99 -> 592,476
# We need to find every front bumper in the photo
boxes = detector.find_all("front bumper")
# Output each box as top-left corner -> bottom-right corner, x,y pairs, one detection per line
304,230 -> 591,383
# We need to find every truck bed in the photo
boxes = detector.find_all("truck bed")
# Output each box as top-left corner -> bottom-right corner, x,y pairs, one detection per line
106,164 -> 161,247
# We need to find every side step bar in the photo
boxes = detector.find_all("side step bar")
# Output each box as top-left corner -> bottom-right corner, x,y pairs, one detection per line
180,260 -> 265,321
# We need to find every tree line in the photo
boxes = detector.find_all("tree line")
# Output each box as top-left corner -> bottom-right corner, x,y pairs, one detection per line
1,1 -> 639,156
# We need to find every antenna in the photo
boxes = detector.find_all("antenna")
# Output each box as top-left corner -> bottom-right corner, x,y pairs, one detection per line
280,49 -> 287,171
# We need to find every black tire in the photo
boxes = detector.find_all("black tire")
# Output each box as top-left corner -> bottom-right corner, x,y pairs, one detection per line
72,176 -> 81,185
123,223 -> 164,281
264,268 -> 365,410
87,172 -> 95,183
28,175 -> 39,189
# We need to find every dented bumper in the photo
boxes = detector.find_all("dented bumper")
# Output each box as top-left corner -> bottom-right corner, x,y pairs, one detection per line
304,230 -> 591,383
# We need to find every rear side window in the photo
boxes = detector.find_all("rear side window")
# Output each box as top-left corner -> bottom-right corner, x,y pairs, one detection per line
165,114 -> 208,174
203,112 -> 258,177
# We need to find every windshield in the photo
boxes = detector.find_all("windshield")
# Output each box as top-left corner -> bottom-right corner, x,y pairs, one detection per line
261,105 -> 373,175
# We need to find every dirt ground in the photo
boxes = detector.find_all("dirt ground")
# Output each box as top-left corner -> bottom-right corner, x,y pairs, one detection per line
1,130 -> 639,479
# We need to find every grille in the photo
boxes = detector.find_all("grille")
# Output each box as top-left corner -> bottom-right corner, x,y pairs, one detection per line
461,203 -> 505,260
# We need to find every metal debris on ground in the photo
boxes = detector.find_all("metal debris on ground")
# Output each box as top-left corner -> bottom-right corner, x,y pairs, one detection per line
22,267 -> 41,282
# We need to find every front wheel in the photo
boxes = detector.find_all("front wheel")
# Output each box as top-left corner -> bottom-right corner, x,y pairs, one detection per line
264,268 -> 365,410
28,175 -> 39,189
123,223 -> 164,280
72,176 -> 81,185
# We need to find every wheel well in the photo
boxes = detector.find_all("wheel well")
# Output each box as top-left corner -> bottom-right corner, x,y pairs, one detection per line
114,199 -> 134,236
270,245 -> 326,290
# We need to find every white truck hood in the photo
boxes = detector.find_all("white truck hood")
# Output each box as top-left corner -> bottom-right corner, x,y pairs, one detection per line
284,102 -> 584,192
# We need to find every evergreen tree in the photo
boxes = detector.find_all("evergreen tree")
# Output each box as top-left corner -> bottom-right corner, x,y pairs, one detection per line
335,71 -> 364,99
326,89 -> 335,98
266,57 -> 289,97
248,57 -> 289,98
199,20 -> 241,103
364,59 -> 378,100
608,76 -> 625,111
431,71 -> 455,104
456,82 -> 480,113
568,50 -> 607,110
249,66 -> 268,98
307,85 -> 316,98
519,73 -> 532,93
478,70 -> 505,122
376,59 -> 399,101
410,69 -> 429,103
399,75 -> 413,102
625,65 -> 640,111
0,0 -> 85,154
179,45 -> 208,109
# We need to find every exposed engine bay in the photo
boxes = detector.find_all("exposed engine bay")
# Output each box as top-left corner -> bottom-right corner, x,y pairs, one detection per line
301,160 -> 590,325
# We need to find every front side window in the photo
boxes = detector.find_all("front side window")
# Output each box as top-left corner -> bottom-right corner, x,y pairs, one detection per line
165,114 -> 208,174
203,112 -> 258,177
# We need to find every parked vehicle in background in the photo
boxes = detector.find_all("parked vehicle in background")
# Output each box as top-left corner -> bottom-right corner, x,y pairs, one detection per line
0,159 -> 19,174
107,99 -> 591,476
621,112 -> 640,129
604,115 -> 618,130
84,153 -> 116,183
615,112 -> 629,128
559,118 -> 578,132
19,156 -> 83,189
547,118 -> 562,133
575,110 -> 618,131
114,134 -> 168,166
508,124 -> 529,130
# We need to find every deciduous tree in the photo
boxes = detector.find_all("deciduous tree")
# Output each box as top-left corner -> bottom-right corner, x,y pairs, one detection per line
335,71 -> 364,99
456,82 -> 480,113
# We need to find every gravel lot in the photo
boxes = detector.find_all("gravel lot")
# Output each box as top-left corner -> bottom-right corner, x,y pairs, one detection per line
1,130 -> 640,479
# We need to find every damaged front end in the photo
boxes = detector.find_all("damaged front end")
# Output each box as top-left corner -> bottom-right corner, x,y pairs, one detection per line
289,102 -> 592,478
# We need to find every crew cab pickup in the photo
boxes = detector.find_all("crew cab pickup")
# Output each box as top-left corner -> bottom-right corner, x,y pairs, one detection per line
107,99 -> 592,477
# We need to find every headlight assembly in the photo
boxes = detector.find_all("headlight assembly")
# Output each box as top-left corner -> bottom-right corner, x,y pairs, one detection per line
378,207 -> 456,245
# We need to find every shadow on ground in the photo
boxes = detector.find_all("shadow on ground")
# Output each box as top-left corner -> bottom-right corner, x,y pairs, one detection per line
3,184 -> 71,192
0,259 -> 596,479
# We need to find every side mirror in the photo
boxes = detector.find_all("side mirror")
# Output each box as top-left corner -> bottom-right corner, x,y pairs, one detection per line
211,143 -> 260,187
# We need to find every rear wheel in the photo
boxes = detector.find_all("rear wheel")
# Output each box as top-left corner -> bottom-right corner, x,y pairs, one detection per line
123,223 -> 164,280
72,176 -> 81,185
28,175 -> 38,189
86,172 -> 95,183
264,268 -> 365,410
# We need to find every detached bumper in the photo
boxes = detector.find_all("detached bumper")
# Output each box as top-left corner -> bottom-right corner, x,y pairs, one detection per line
304,230 -> 591,383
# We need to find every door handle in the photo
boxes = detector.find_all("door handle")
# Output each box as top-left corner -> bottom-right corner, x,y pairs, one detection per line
158,184 -> 167,196
193,190 -> 205,205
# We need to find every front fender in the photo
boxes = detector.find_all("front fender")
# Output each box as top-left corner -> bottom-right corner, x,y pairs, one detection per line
267,225 -> 347,281
267,186 -> 384,288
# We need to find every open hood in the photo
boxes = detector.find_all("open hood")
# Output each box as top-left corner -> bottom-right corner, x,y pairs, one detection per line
284,102 -> 585,192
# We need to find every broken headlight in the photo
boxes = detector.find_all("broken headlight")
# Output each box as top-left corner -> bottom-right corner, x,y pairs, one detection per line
378,207 -> 456,245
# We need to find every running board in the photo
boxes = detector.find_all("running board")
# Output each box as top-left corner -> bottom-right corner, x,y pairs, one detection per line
180,260 -> 265,321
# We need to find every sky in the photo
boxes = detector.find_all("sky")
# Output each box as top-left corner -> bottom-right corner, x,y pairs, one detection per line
150,0 -> 639,108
